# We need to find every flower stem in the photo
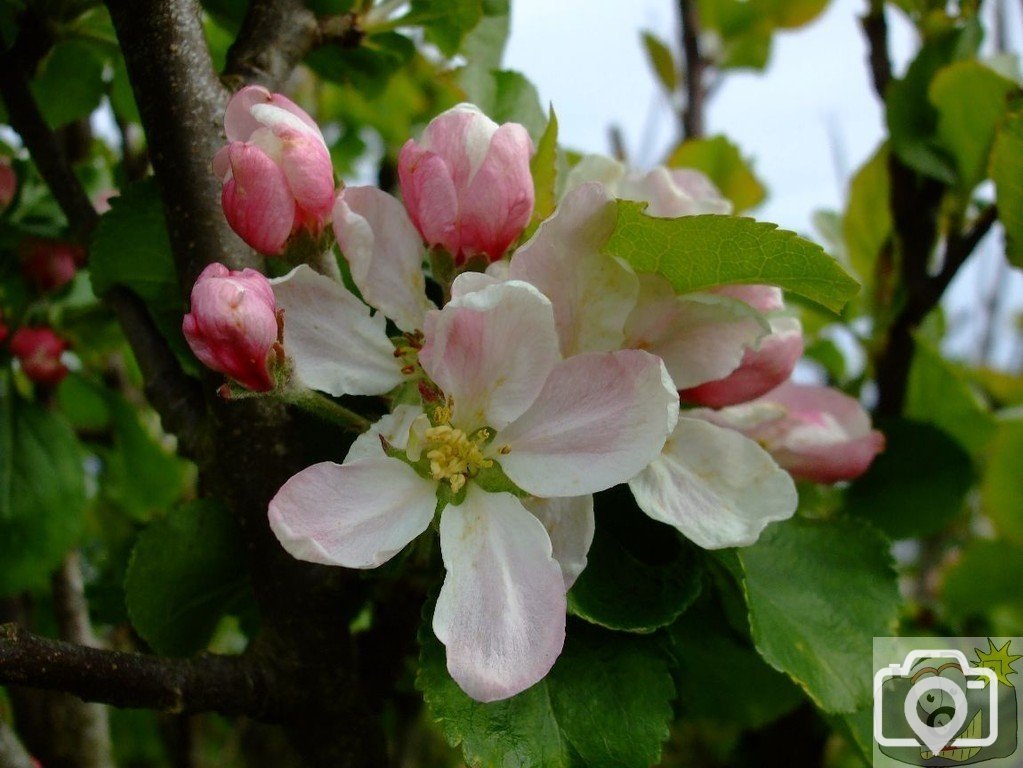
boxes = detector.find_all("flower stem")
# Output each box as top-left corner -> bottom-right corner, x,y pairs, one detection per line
281,387 -> 372,433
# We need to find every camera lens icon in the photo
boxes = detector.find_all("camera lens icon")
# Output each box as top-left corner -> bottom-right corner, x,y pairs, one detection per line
904,676 -> 970,756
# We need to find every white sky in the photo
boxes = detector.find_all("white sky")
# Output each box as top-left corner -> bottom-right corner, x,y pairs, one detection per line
505,0 -> 1023,369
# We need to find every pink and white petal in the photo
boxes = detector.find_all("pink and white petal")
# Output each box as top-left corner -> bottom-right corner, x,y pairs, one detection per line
398,142 -> 460,253
521,495 -> 595,590
269,457 -> 437,568
755,382 -> 874,436
712,284 -> 784,313
449,271 -> 502,299
420,104 -> 491,186
434,487 -> 566,702
618,167 -> 730,217
420,281 -> 560,431
221,144 -> 295,254
276,129 -> 335,220
681,317 -> 803,407
334,186 -> 433,331
562,154 -> 626,197
629,417 -> 797,549
345,404 -> 425,463
624,276 -> 768,389
667,169 -> 733,215
497,350 -> 679,497
272,265 -> 403,396
224,85 -> 274,141
510,183 -> 638,355
772,430 -> 885,484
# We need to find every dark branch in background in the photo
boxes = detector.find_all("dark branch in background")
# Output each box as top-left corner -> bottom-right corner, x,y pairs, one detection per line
679,0 -> 707,140
0,34 -> 212,461
861,0 -> 892,99
0,624 -> 283,718
222,0 -> 362,91
51,554 -> 115,768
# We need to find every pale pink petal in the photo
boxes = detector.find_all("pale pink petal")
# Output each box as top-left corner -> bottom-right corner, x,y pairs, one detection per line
756,382 -> 873,435
624,275 -> 768,389
563,154 -> 626,196
333,186 -> 433,332
419,281 -> 560,431
272,265 -> 403,396
269,457 -> 436,568
496,350 -> 679,497
681,317 -> 803,407
628,417 -> 797,549
521,495 -> 595,590
275,128 -> 334,222
449,271 -> 502,299
398,142 -> 459,254
221,143 -> 295,254
345,404 -> 424,463
510,183 -> 638,355
618,167 -> 731,217
420,103 -> 493,187
712,284 -> 784,313
434,487 -> 566,702
226,86 -> 322,142
772,431 -> 885,484
458,122 -> 535,260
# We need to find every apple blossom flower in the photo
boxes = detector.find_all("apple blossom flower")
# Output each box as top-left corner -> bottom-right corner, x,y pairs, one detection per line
0,158 -> 16,210
398,103 -> 534,264
213,85 -> 334,255
691,382 -> 885,483
20,238 -> 86,292
9,326 -> 69,385
488,181 -> 798,549
182,263 -> 280,392
680,284 -> 804,407
269,280 -> 678,701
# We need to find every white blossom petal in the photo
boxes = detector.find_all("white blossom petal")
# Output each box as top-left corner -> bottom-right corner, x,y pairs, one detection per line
521,495 -> 595,590
273,265 -> 403,396
269,457 -> 437,568
628,417 -> 797,549
333,186 -> 433,332
419,281 -> 560,431
510,183 -> 639,356
345,404 -> 424,463
624,275 -> 769,389
434,487 -> 566,702
497,350 -> 679,497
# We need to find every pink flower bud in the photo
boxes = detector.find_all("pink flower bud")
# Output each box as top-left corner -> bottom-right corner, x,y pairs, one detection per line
214,86 -> 334,255
681,285 -> 803,407
182,263 -> 280,391
398,103 -> 534,264
0,312 -> 9,345
696,382 -> 885,483
9,327 -> 69,386
19,238 -> 86,292
0,158 -> 16,210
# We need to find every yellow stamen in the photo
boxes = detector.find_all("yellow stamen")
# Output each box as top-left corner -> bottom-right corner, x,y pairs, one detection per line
423,422 -> 493,492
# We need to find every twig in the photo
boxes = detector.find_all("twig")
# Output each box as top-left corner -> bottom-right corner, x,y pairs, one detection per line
0,624 -> 281,718
861,0 -> 892,99
679,0 -> 706,140
50,554 -> 114,768
222,0 -> 362,91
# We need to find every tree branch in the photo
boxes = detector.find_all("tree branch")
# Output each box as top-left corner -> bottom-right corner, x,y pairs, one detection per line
679,0 -> 706,140
0,624 -> 281,718
861,0 -> 892,99
222,0 -> 362,91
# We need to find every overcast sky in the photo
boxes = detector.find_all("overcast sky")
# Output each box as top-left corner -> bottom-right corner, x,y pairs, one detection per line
505,0 -> 1023,369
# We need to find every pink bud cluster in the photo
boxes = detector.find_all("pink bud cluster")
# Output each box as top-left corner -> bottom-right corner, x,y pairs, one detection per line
8,326 -> 69,386
20,238 -> 86,292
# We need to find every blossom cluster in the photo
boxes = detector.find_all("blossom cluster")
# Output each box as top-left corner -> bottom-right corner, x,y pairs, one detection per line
184,87 -> 884,702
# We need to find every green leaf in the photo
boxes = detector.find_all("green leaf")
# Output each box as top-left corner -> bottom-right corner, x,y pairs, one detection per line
906,338 -> 996,457
844,418 -> 972,539
698,0 -> 773,70
403,0 -> 483,57
89,179 -> 179,308
602,201 -> 860,313
929,61 -> 1017,190
305,32 -> 415,96
738,516 -> 900,713
528,105 -> 558,231
464,69 -> 547,141
419,620 -> 675,768
457,0 -> 509,72
665,135 -> 766,213
30,39 -> 108,128
981,419 -> 1023,545
0,380 -> 86,595
763,0 -> 831,28
942,540 -> 1023,636
641,31 -> 678,94
668,599 -> 803,728
56,372 -> 112,431
885,21 -> 981,182
842,143 -> 891,287
990,109 -> 1023,268
125,500 -> 252,656
569,486 -> 701,633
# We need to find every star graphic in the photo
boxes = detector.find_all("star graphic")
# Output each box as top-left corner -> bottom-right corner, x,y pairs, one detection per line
973,638 -> 1022,688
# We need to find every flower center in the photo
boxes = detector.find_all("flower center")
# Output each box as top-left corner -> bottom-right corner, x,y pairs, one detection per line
423,406 -> 493,493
